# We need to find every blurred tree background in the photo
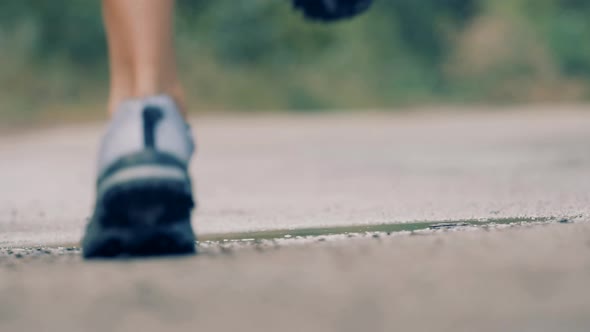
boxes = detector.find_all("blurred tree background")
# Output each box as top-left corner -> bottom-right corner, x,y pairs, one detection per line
1,0 -> 590,124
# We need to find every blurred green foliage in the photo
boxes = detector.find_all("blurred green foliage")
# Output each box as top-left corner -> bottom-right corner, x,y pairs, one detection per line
1,0 -> 590,124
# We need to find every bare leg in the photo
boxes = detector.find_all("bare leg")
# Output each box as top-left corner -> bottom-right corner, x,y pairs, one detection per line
83,0 -> 195,258
102,0 -> 185,115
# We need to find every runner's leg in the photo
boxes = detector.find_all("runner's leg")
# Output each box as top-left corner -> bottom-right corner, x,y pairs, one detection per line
83,0 -> 196,258
102,0 -> 185,115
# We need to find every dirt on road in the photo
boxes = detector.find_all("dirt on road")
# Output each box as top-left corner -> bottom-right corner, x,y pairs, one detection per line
1,222 -> 590,332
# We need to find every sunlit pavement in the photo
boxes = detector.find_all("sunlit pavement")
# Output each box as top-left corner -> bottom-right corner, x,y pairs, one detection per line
2,107 -> 590,331
2,106 -> 590,247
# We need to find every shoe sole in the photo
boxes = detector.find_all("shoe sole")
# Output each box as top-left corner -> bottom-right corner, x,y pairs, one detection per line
83,165 -> 196,259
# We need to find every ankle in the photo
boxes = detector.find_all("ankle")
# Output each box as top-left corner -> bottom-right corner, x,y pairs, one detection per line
108,84 -> 187,118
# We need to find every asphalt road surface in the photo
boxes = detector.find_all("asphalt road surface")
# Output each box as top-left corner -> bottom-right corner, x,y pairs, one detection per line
1,106 -> 590,331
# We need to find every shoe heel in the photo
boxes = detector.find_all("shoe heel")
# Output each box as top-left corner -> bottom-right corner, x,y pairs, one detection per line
83,174 -> 196,258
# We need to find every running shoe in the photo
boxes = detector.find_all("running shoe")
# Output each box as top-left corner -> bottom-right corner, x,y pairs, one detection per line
82,95 -> 196,258
293,0 -> 373,21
